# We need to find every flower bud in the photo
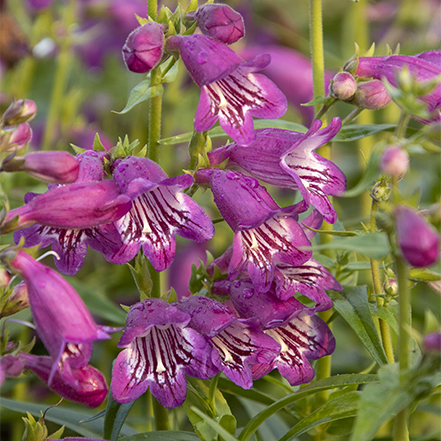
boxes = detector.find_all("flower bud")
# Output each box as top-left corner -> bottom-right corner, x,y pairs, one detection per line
423,332 -> 441,353
0,123 -> 33,153
189,4 -> 245,45
0,281 -> 30,318
2,99 -> 37,126
351,80 -> 391,110
1,151 -> 80,184
395,205 -> 440,267
329,72 -> 357,101
122,22 -> 165,73
0,354 -> 24,386
383,276 -> 398,297
0,268 -> 10,288
371,180 -> 390,202
380,145 -> 409,177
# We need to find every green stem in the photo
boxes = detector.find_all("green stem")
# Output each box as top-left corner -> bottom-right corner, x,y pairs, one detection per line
314,98 -> 337,121
341,107 -> 364,126
394,111 -> 411,139
148,67 -> 162,163
153,398 -> 170,430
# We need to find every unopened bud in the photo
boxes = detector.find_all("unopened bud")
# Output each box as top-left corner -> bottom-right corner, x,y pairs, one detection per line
122,22 -> 165,74
330,72 -> 357,101
1,123 -> 33,152
2,99 -> 37,126
383,276 -> 398,297
0,269 -> 10,288
423,332 -> 441,353
380,145 -> 409,177
1,151 -> 80,184
189,3 -> 245,45
371,180 -> 390,202
351,80 -> 391,110
0,281 -> 30,318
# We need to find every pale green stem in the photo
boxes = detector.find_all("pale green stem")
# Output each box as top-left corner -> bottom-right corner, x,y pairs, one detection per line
394,111 -> 411,139
154,398 -> 170,430
148,67 -> 162,163
341,107 -> 364,126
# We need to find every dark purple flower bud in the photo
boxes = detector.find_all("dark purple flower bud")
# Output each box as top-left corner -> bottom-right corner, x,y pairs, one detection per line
3,180 -> 132,232
423,333 -> 441,353
330,72 -> 357,101
395,205 -> 440,267
380,145 -> 409,177
0,354 -> 24,386
21,353 -> 108,408
1,151 -> 80,184
122,22 -> 165,73
351,80 -> 391,110
190,4 -> 245,45
2,99 -> 37,125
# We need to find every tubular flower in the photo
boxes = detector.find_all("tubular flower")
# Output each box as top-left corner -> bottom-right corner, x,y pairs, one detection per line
109,156 -> 214,271
8,251 -> 112,383
21,353 -> 108,408
166,34 -> 287,146
351,53 -> 441,123
176,296 -> 280,389
111,299 -> 218,408
195,169 -> 312,293
14,151 -> 124,275
207,118 -> 345,223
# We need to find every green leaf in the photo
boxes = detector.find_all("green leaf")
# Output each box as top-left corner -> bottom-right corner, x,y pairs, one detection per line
302,225 -> 359,237
306,232 -> 391,260
0,398 -> 137,438
158,120 -> 307,145
114,81 -> 164,114
190,407 -> 239,441
120,431 -> 201,441
104,393 -> 135,441
329,286 -> 389,366
279,391 -> 361,441
238,374 -> 378,441
333,124 -> 396,142
161,59 -> 179,83
301,95 -> 328,106
409,268 -> 441,282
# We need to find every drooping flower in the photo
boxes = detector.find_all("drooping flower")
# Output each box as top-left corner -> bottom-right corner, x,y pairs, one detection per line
21,352 -> 108,408
8,251 -> 112,382
111,299 -> 217,408
13,151 -> 125,275
188,3 -> 245,45
195,168 -> 312,292
166,34 -> 287,146
395,205 -> 439,267
207,118 -> 345,223
122,22 -> 165,73
176,296 -> 280,389
109,156 -> 214,271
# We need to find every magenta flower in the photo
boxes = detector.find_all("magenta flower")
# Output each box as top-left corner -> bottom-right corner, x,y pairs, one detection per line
208,118 -> 345,223
166,34 -> 287,146
108,156 -> 214,271
176,296 -> 280,389
111,299 -> 217,408
351,54 -> 441,123
195,169 -> 312,292
188,3 -> 245,45
122,22 -> 165,73
21,353 -> 108,408
351,79 -> 391,110
0,354 -> 24,386
0,122 -> 32,152
395,205 -> 439,267
9,251 -> 112,382
380,145 -> 409,177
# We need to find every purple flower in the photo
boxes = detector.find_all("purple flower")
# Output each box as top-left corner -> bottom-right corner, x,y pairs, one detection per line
1,151 -> 80,184
21,353 -> 108,408
13,151 -> 125,275
395,205 -> 439,267
414,51 -> 441,69
176,296 -> 280,389
166,34 -> 287,146
111,299 -> 217,408
108,156 -> 214,271
207,118 -> 345,223
351,54 -> 441,123
195,169 -> 312,292
380,145 -> 409,177
122,22 -> 165,73
189,4 -> 245,45
0,354 -> 24,386
423,333 -> 441,353
9,251 -> 112,383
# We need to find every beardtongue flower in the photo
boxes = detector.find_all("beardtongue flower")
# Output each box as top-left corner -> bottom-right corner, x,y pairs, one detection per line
330,71 -> 358,101
188,3 -> 245,45
122,22 -> 165,73
111,299 -> 217,408
350,54 -> 441,123
109,156 -> 214,271
0,354 -> 24,386
176,296 -> 280,389
1,151 -> 80,184
21,353 -> 108,408
207,118 -> 345,223
14,151 -> 124,275
414,51 -> 441,69
351,79 -> 391,110
395,205 -> 440,267
195,168 -> 312,292
166,34 -> 287,146
8,251 -> 112,383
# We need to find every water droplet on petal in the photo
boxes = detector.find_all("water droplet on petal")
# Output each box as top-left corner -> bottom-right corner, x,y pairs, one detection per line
242,288 -> 254,299
197,51 -> 208,64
